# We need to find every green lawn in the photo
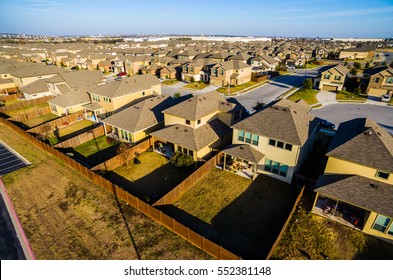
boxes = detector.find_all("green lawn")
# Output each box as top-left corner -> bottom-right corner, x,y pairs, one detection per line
287,88 -> 319,105
271,200 -> 393,260
74,135 -> 119,157
183,81 -> 209,90
108,152 -> 194,203
23,113 -> 58,128
6,102 -> 49,117
4,99 -> 23,106
59,119 -> 94,137
162,79 -> 179,85
217,81 -> 257,95
305,63 -> 320,69
336,90 -> 367,102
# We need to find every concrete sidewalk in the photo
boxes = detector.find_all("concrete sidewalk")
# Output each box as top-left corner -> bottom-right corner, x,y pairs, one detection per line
316,90 -> 392,108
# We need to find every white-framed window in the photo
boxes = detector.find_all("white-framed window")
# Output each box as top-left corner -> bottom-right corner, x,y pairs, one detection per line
268,138 -> 293,151
372,214 -> 393,236
264,159 -> 288,177
334,75 -> 341,81
238,130 -> 259,146
374,77 -> 380,83
386,77 -> 393,84
324,74 -> 330,79
197,119 -> 201,125
186,120 -> 190,125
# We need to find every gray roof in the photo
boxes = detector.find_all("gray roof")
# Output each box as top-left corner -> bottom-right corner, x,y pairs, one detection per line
102,95 -> 184,133
315,174 -> 393,218
327,118 -> 393,173
20,79 -> 49,94
82,102 -> 103,111
48,86 -> 92,108
11,64 -> 66,78
223,144 -> 265,163
162,91 -> 236,121
232,99 -> 316,146
150,118 -> 231,151
212,61 -> 250,70
89,74 -> 160,98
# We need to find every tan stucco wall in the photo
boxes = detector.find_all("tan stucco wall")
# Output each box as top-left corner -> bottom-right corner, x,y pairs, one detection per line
0,82 -> 16,90
325,156 -> 393,185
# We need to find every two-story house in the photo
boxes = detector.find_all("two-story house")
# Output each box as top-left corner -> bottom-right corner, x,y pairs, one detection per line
250,55 -> 279,74
312,118 -> 393,241
181,59 -> 216,83
209,61 -> 252,87
361,66 -> 393,98
10,64 -> 66,87
314,64 -> 349,92
150,91 -> 242,161
227,99 -> 318,183
87,74 -> 161,117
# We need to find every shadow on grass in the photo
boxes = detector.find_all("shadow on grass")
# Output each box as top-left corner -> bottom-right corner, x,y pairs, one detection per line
104,163 -> 195,204
59,124 -> 97,142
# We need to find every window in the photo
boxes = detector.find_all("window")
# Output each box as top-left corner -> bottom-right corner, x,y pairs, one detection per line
285,143 -> 293,151
186,120 -> 191,125
252,135 -> 259,146
238,131 -> 244,141
183,147 -> 188,155
324,74 -> 330,79
190,67 -> 193,72
197,119 -> 201,125
269,138 -> 293,151
269,139 -> 276,146
264,159 -> 288,177
387,77 -> 393,84
142,91 -> 145,96
220,70 -> 224,75
334,75 -> 341,81
372,215 -> 391,232
177,145 -> 182,152
376,170 -> 389,180
50,104 -> 57,112
189,150 -> 194,157
374,77 -> 380,83
388,223 -> 393,236
277,141 -> 284,149
234,111 -> 240,121
245,132 -> 252,144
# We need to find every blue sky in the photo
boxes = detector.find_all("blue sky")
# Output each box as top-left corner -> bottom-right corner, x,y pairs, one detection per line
0,0 -> 392,37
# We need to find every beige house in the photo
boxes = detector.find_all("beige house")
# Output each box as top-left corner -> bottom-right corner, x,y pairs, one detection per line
339,45 -> 375,60
229,99 -> 318,183
210,61 -> 252,87
48,86 -> 92,116
88,74 -> 161,117
362,66 -> 393,97
10,64 -> 66,87
150,91 -> 242,161
315,64 -> 349,92
159,65 -> 177,80
312,118 -> 393,241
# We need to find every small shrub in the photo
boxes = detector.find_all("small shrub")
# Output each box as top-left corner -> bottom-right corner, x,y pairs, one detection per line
353,62 -> 361,69
170,151 -> 194,167
303,78 -> 313,90
47,133 -> 59,146
173,92 -> 181,98
190,77 -> 195,83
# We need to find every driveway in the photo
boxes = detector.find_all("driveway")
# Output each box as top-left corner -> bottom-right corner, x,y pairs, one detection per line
316,90 -> 337,106
312,103 -> 393,134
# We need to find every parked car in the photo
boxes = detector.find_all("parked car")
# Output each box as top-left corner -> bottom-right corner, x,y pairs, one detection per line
319,119 -> 336,129
117,71 -> 127,76
380,94 -> 391,102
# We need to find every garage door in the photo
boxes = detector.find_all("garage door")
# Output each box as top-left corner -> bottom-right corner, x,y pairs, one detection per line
322,85 -> 338,92
211,79 -> 223,87
368,88 -> 388,97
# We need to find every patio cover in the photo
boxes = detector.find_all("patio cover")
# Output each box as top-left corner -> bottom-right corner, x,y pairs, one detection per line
222,144 -> 265,164
82,102 -> 103,111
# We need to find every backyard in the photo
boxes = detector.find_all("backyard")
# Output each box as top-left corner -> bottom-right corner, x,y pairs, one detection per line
287,88 -> 319,105
271,194 -> 393,260
23,113 -> 58,128
0,122 -> 210,260
158,168 -> 299,259
72,135 -> 120,167
6,102 -> 49,117
59,119 -> 95,139
106,151 -> 195,204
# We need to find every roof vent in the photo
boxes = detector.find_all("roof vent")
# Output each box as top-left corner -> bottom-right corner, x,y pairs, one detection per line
203,97 -> 206,100
184,129 -> 188,132
175,126 -> 179,130
377,132 -> 381,136
199,98 -> 202,101
274,107 -> 279,110
364,131 -> 372,136
239,146 -> 244,150
370,183 -> 378,189
188,99 -> 192,102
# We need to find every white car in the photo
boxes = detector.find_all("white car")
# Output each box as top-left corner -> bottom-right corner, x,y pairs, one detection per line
381,94 -> 391,102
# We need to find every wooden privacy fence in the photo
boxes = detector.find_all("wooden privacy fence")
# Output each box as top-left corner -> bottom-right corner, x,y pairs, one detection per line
91,138 -> 151,171
53,126 -> 105,148
27,111 -> 84,135
9,106 -> 51,123
154,152 -> 224,206
0,95 -> 52,113
0,92 -> 20,102
266,186 -> 305,260
0,117 -> 240,260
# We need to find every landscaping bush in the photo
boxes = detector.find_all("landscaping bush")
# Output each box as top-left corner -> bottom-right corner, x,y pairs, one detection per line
47,133 -> 59,146
303,78 -> 313,90
170,151 -> 194,167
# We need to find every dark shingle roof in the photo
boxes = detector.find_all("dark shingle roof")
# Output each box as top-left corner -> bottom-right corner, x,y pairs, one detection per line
150,118 -> 230,151
162,91 -> 236,121
89,74 -> 160,98
20,79 -> 49,94
315,174 -> 393,218
223,144 -> 264,163
232,99 -> 316,146
11,64 -> 66,78
327,118 -> 393,173
48,86 -> 92,107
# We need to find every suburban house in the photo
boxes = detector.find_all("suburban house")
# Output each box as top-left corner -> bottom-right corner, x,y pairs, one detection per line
228,99 -> 318,183
361,66 -> 393,97
250,55 -> 279,74
181,59 -> 216,83
312,118 -> 393,241
314,64 -> 349,91
87,74 -> 161,117
20,79 -> 52,100
102,95 -> 187,144
209,61 -> 252,87
10,64 -> 66,87
339,45 -> 376,60
150,91 -> 242,161
124,56 -> 151,75
48,86 -> 93,116
159,65 -> 177,80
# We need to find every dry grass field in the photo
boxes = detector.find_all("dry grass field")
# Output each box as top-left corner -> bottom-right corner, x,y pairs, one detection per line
0,122 -> 211,260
